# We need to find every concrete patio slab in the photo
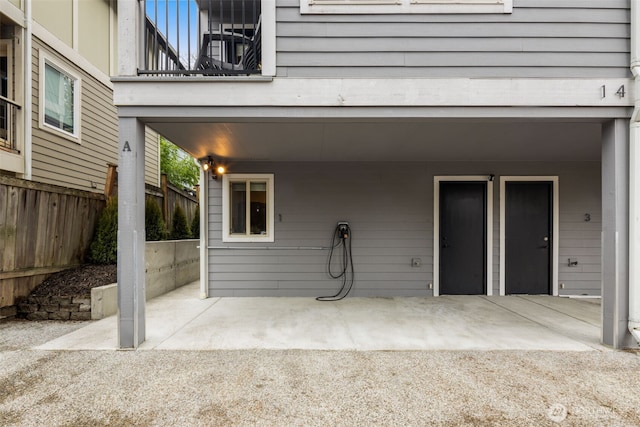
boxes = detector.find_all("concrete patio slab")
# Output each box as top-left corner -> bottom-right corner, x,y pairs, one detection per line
36,281 -> 604,351
517,294 -> 601,326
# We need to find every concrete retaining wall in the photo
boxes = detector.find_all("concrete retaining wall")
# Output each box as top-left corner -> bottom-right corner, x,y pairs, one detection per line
91,240 -> 199,320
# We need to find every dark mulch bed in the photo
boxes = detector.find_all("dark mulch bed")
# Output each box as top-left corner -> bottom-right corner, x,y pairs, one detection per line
30,264 -> 117,297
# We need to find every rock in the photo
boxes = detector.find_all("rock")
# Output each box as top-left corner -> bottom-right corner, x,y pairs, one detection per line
48,311 -> 71,320
42,304 -> 59,313
26,312 -> 49,321
70,312 -> 92,321
59,304 -> 79,312
31,296 -> 50,305
51,297 -> 72,305
18,304 -> 39,314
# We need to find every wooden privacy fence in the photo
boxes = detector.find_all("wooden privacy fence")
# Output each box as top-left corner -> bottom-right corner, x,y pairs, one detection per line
161,175 -> 199,230
107,164 -> 199,232
0,176 -> 105,309
1,168 -> 199,311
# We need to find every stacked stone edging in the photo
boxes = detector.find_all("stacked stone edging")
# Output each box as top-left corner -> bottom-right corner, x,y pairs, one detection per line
17,296 -> 92,321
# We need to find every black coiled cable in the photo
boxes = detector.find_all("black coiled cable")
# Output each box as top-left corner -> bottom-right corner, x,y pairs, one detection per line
316,224 -> 354,301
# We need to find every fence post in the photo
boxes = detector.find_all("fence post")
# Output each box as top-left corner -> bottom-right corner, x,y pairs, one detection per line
161,173 -> 169,227
105,163 -> 117,199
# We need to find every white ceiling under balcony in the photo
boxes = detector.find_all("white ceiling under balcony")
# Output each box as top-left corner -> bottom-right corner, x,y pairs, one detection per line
145,119 -> 603,163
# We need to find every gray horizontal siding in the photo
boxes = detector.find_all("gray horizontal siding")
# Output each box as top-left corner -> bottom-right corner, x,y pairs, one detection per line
279,52 -> 627,68
208,162 -> 431,296
208,161 -> 601,297
275,0 -> 631,78
279,38 -> 629,53
31,39 -> 118,193
144,127 -> 160,187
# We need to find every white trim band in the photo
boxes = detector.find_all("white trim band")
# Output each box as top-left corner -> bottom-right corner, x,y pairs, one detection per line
113,78 -> 634,109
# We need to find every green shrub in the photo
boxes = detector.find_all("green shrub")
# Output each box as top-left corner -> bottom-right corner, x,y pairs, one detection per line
190,207 -> 200,238
170,205 -> 191,240
145,198 -> 167,241
89,197 -> 118,264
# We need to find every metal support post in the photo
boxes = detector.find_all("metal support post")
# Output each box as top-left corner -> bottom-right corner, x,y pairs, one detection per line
117,117 -> 146,348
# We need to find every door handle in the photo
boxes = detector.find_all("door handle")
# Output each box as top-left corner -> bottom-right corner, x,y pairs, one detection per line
540,236 -> 549,248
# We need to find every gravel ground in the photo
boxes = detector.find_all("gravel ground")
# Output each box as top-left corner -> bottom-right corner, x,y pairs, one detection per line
1,320 -> 640,426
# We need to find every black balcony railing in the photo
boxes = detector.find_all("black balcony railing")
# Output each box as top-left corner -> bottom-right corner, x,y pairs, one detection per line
140,0 -> 261,76
144,15 -> 186,73
0,96 -> 20,152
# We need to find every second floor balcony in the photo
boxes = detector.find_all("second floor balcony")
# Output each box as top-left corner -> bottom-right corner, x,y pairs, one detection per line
0,95 -> 20,154
140,0 -> 268,77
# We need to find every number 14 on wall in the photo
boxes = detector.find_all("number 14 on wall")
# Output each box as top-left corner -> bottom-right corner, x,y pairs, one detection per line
601,84 -> 625,99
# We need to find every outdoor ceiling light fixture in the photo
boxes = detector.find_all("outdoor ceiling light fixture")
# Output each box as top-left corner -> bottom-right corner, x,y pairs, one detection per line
201,156 -> 213,172
201,156 -> 226,180
213,164 -> 226,179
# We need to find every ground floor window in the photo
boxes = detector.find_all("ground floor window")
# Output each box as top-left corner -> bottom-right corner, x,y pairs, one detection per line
222,174 -> 274,242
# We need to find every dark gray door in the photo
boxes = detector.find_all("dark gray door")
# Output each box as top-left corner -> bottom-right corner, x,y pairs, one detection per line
439,182 -> 486,295
505,182 -> 552,295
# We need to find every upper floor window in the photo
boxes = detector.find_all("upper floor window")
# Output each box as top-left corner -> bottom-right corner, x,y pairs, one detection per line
39,53 -> 81,141
301,0 -> 512,14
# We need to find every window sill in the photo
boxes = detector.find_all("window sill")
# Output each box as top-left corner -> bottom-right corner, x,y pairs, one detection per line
222,236 -> 275,243
39,122 -> 81,144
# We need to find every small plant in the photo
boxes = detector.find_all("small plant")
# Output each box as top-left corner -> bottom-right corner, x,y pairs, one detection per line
190,207 -> 200,239
145,198 -> 167,241
170,205 -> 191,239
89,197 -> 118,264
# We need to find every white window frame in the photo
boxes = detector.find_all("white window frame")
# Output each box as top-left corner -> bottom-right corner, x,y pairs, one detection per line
301,0 -> 512,14
222,173 -> 275,243
39,52 -> 81,142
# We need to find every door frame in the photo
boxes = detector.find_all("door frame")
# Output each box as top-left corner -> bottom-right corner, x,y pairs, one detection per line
499,176 -> 559,296
433,176 -> 493,297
